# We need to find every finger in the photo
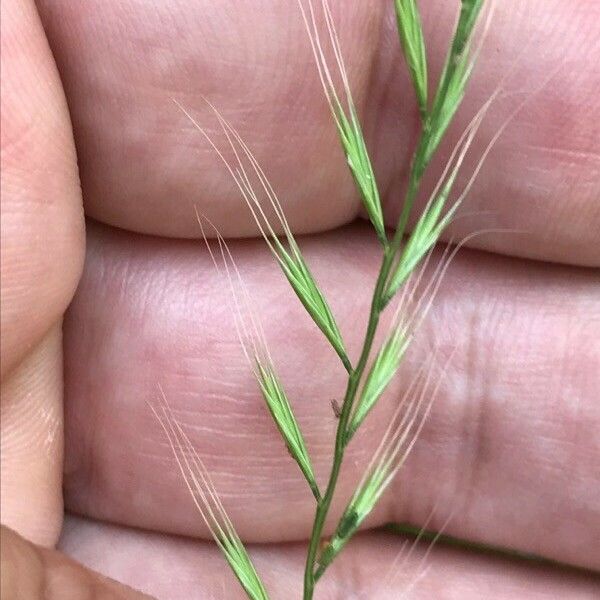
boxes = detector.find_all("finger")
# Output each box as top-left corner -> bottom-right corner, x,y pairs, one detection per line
59,516 -> 600,599
0,0 -> 85,548
0,0 -> 84,377
0,525 -> 153,600
63,222 -> 600,569
36,0 -> 600,263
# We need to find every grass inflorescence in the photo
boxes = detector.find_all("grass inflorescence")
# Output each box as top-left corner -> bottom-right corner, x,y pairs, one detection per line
161,1 -> 494,598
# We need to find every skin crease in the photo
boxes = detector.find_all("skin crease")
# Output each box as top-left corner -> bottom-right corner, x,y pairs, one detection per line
0,0 -> 598,598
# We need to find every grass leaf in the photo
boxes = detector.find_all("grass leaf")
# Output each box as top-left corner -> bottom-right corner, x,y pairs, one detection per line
394,0 -> 428,117
255,360 -> 321,501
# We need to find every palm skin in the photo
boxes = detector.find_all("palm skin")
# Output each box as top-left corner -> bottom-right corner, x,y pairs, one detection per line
1,1 -> 599,598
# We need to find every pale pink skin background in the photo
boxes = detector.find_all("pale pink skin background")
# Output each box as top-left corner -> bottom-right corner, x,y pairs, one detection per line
1,0 -> 599,598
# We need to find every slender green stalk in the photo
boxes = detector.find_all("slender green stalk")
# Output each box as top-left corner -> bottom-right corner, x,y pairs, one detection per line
302,110 -> 438,596
302,127 -> 452,596
303,243 -> 396,599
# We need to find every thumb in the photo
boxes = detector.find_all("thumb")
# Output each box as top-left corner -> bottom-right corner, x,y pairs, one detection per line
1,526 -> 153,600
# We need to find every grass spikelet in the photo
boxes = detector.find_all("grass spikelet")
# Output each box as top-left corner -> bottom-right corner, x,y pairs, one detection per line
385,95 -> 492,301
298,0 -> 386,244
151,393 -> 269,600
255,361 -> 321,501
177,100 -> 351,373
347,321 -> 411,440
316,356 -> 442,577
394,0 -> 428,118
348,234 -> 459,442
196,215 -> 321,502
420,0 -> 485,171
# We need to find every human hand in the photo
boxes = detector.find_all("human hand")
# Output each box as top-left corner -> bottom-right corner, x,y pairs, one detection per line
1,1 -> 599,598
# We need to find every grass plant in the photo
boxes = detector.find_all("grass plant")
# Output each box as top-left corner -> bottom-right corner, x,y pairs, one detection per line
160,1 -> 494,597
